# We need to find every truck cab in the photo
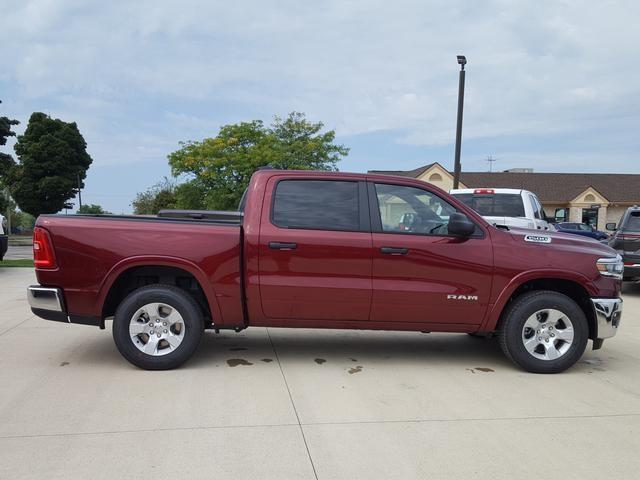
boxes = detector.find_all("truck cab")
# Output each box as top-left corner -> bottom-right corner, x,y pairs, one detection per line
449,188 -> 551,231
607,206 -> 640,280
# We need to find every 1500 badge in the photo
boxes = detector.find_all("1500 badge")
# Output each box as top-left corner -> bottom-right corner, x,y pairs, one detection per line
524,234 -> 552,244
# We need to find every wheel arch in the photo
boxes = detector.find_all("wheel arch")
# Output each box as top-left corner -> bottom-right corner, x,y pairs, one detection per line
484,272 -> 597,340
98,256 -> 222,327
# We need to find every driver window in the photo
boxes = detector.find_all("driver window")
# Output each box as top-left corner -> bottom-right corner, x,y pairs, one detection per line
375,183 -> 458,235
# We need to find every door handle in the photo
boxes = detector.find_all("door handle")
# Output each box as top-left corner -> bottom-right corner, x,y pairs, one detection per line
269,241 -> 297,250
380,246 -> 408,255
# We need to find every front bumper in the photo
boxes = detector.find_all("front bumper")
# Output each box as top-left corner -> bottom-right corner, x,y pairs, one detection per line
623,263 -> 640,280
590,297 -> 622,344
27,285 -> 102,327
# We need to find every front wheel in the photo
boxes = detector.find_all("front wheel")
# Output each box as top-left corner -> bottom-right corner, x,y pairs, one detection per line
499,291 -> 589,373
113,285 -> 204,370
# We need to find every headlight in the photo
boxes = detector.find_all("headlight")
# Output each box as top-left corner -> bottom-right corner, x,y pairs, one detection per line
597,255 -> 623,279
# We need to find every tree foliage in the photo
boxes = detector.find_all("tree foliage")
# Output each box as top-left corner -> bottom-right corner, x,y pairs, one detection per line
0,100 -> 19,215
1,112 -> 92,217
131,178 -> 178,215
168,112 -> 349,210
77,204 -> 109,215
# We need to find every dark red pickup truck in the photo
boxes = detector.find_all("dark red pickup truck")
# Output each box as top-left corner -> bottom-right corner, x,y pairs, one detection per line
28,169 -> 623,373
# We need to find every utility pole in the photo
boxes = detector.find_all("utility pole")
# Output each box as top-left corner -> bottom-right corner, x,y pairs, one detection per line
77,173 -> 83,211
452,55 -> 467,189
486,155 -> 497,172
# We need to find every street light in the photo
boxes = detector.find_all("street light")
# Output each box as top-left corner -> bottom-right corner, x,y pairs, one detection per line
452,55 -> 467,189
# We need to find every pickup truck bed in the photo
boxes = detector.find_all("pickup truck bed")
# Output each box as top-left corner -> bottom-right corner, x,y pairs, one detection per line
35,214 -> 245,328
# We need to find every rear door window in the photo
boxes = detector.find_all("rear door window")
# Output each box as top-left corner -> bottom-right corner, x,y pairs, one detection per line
272,180 -> 360,231
454,193 -> 525,217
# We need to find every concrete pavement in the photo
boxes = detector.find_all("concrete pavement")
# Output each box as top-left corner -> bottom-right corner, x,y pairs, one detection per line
1,267 -> 639,479
3,245 -> 32,260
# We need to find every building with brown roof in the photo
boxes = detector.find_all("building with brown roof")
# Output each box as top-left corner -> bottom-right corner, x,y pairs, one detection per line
368,162 -> 639,231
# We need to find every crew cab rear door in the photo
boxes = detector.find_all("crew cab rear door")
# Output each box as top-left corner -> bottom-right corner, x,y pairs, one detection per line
258,176 -> 372,322
369,181 -> 493,326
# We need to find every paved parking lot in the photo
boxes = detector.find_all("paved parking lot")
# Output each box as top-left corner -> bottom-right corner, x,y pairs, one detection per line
1,267 -> 639,479
3,245 -> 32,260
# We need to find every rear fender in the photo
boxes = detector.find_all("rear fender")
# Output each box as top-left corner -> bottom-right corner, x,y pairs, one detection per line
98,255 -> 223,324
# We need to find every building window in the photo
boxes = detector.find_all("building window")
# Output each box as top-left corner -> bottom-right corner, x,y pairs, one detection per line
582,207 -> 599,228
428,173 -> 443,182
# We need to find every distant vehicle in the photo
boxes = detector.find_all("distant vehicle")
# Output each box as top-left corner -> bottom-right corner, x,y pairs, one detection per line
607,206 -> 640,281
0,213 -> 7,261
555,222 -> 609,243
449,188 -> 551,231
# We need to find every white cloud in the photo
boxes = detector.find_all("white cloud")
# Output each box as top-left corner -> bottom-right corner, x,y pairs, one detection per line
1,0 -> 639,166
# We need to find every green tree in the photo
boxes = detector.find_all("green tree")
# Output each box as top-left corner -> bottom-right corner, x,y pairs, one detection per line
77,204 -> 110,215
0,100 -> 20,216
168,112 -> 349,210
131,178 -> 178,214
1,112 -> 92,217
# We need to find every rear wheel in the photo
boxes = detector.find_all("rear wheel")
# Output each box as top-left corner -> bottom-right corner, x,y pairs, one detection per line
113,285 -> 204,370
499,291 -> 588,373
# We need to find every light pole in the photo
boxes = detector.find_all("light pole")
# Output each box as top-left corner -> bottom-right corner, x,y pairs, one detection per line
452,55 -> 467,189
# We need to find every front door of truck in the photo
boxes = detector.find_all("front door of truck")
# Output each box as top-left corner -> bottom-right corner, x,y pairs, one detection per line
369,181 -> 493,326
258,177 -> 372,322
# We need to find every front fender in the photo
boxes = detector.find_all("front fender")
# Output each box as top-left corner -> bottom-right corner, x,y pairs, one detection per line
481,269 -> 596,331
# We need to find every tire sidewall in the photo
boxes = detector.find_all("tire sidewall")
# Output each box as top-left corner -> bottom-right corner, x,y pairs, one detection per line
113,285 -> 203,370
502,292 -> 589,374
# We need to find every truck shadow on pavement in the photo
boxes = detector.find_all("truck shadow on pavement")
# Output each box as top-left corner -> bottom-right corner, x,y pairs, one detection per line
188,331 -> 513,370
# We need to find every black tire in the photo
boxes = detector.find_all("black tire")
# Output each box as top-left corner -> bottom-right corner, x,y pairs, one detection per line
113,285 -> 204,370
499,291 -> 589,374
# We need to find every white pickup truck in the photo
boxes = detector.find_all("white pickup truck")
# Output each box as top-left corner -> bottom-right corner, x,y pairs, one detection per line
449,188 -> 552,231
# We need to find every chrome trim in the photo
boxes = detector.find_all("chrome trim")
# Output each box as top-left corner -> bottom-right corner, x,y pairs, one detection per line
27,286 -> 65,313
591,297 -> 622,339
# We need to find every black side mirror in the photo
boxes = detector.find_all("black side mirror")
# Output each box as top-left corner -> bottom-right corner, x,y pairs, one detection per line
448,212 -> 476,236
605,222 -> 617,231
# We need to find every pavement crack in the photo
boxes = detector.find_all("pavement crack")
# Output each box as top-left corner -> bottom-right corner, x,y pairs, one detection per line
266,328 -> 319,480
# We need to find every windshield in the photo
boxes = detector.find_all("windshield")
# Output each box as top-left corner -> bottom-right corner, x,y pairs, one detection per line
626,212 -> 640,232
453,193 -> 525,217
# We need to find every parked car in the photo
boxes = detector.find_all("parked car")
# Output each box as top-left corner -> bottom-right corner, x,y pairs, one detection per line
0,213 -> 8,261
449,188 -> 552,231
28,169 -> 622,373
607,206 -> 640,281
555,222 -> 609,243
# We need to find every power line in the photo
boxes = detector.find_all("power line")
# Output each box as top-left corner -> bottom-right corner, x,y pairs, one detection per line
486,155 -> 498,172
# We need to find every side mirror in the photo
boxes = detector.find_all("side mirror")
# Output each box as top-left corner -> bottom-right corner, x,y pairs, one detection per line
448,212 -> 476,236
605,222 -> 617,231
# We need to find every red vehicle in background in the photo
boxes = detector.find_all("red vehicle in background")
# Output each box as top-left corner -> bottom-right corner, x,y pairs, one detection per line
27,169 -> 623,373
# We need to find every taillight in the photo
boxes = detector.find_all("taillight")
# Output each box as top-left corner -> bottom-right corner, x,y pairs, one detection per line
33,227 -> 57,269
474,188 -> 494,194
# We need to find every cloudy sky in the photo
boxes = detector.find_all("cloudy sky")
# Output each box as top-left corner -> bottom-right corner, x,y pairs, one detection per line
1,0 -> 639,213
